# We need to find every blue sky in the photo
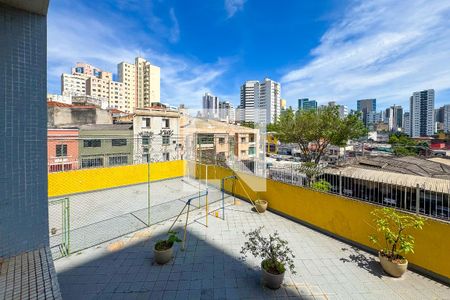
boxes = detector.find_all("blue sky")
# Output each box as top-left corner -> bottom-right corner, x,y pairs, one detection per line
47,0 -> 450,110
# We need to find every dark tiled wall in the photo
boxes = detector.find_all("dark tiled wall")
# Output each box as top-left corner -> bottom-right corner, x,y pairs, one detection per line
0,4 -> 48,257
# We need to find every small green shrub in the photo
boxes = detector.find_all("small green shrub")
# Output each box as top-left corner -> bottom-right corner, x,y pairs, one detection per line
155,231 -> 182,251
311,179 -> 332,192
369,208 -> 424,262
240,227 -> 296,275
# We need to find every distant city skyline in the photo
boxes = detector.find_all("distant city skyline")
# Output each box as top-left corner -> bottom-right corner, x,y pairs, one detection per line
47,0 -> 450,109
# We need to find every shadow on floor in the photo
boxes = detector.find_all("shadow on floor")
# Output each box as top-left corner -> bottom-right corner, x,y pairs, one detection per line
340,246 -> 385,279
55,222 -> 298,300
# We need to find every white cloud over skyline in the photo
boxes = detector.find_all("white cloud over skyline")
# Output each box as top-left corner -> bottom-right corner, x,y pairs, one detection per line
281,0 -> 450,109
47,1 -> 232,108
224,0 -> 246,18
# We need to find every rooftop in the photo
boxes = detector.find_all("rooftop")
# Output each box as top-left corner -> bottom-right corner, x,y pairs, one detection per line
54,187 -> 449,299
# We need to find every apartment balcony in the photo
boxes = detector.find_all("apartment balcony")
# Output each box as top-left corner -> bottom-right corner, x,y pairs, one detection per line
44,160 -> 449,299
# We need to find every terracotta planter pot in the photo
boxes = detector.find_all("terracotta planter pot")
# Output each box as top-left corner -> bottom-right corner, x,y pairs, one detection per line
255,200 -> 268,213
379,252 -> 408,277
261,260 -> 285,289
154,246 -> 173,265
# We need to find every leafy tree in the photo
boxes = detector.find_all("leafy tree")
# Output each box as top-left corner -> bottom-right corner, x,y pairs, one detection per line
240,121 -> 255,129
388,132 -> 430,156
274,106 -> 367,163
266,123 -> 277,132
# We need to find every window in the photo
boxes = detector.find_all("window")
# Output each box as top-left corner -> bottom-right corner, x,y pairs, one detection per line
219,138 -> 225,144
56,144 -> 67,157
249,135 -> 255,143
162,118 -> 170,128
240,150 -> 246,155
162,135 -> 170,145
112,139 -> 127,146
163,152 -> 170,161
83,139 -> 101,147
142,117 -> 151,128
248,147 -> 255,155
109,155 -> 128,166
81,157 -> 103,168
241,137 -> 246,143
197,134 -> 214,144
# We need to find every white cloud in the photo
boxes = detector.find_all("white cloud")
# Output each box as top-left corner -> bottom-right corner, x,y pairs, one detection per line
47,2 -> 231,107
281,0 -> 450,109
224,0 -> 246,18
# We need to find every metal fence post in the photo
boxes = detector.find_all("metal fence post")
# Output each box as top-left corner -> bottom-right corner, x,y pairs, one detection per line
339,171 -> 342,196
416,184 -> 420,214
63,197 -> 70,256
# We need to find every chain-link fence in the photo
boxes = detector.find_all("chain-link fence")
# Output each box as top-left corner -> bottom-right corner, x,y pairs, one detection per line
47,137 -> 229,259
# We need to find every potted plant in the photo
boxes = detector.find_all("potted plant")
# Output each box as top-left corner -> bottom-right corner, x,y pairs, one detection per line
369,207 -> 424,277
154,231 -> 181,265
254,199 -> 268,213
241,227 -> 296,289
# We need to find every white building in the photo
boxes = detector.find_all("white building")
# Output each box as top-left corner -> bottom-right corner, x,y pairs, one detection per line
47,93 -> 72,105
135,57 -> 161,108
117,62 -> 137,112
338,105 -> 349,119
202,92 -> 219,119
240,78 -> 281,124
255,78 -> 281,124
219,101 -> 235,123
410,89 -> 435,137
386,105 -> 403,132
133,108 -> 181,163
61,73 -> 87,96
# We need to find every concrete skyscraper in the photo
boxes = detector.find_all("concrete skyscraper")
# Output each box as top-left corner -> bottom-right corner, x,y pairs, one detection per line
240,79 -> 281,124
386,105 -> 403,132
357,98 -> 376,127
135,57 -> 161,108
240,80 -> 258,123
298,98 -> 318,111
202,92 -> 219,119
409,89 -> 435,137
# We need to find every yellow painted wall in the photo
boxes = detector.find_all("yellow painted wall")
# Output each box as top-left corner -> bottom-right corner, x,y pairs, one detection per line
48,160 -> 184,198
199,164 -> 450,280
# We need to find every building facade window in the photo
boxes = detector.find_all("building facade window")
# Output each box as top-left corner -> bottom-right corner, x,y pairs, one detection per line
162,118 -> 170,128
142,117 -> 151,128
248,146 -> 255,155
81,157 -> 103,168
142,137 -> 149,145
112,139 -> 127,146
55,144 -> 67,157
83,139 -> 101,148
109,155 -> 128,166
162,135 -> 170,145
241,137 -> 246,143
163,152 -> 170,161
218,137 -> 225,144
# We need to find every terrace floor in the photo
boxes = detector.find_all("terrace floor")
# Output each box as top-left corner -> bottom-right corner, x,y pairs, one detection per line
54,200 -> 449,299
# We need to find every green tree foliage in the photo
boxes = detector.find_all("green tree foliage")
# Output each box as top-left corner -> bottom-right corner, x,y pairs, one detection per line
311,179 -> 332,192
388,132 -> 429,156
274,106 -> 367,163
369,208 -> 424,261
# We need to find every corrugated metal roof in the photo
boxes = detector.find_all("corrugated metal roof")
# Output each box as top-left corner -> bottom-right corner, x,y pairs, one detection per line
325,166 -> 450,193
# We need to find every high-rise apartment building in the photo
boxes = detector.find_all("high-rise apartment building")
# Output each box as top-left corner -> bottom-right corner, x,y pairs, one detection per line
255,78 -> 281,124
135,57 -> 160,108
202,92 -> 219,119
298,98 -> 318,111
118,62 -> 136,112
240,80 -> 258,123
403,112 -> 411,135
443,105 -> 450,133
385,105 -> 403,132
61,73 -> 87,96
338,105 -> 349,119
409,89 -> 435,137
219,101 -> 235,123
357,98 -> 376,126
61,57 -> 161,113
